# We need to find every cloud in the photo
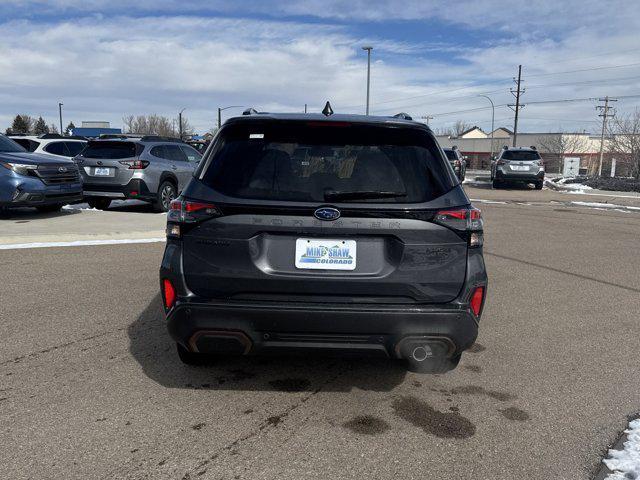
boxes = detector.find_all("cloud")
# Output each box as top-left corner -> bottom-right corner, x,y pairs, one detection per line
0,2 -> 638,134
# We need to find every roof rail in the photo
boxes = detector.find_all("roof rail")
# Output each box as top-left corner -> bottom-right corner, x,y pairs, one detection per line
99,133 -> 141,139
39,133 -> 65,139
242,108 -> 259,115
392,112 -> 413,121
139,135 -> 183,143
530,145 -> 537,150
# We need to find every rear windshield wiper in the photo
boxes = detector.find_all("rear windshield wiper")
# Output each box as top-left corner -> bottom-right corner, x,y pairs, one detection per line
324,190 -> 407,201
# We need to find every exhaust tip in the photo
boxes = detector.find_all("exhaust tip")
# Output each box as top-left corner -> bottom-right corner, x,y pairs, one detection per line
395,336 -> 454,361
411,345 -> 433,362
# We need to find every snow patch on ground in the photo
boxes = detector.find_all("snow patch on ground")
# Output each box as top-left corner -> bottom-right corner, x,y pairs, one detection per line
470,199 -> 507,204
604,419 -> 640,480
0,238 -> 166,250
63,199 -> 148,211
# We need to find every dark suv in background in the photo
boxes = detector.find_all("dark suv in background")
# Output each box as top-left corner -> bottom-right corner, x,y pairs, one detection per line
160,112 -> 487,373
74,136 -> 202,211
0,134 -> 82,212
443,146 -> 466,181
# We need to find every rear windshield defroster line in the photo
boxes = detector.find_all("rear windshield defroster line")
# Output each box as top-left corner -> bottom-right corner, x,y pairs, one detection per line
199,122 -> 454,203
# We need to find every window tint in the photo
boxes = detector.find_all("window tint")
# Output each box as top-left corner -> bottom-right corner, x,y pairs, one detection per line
150,145 -> 168,159
443,149 -> 458,160
65,142 -> 86,157
0,135 -> 26,153
180,145 -> 202,162
12,138 -> 39,152
82,141 -> 138,159
44,142 -> 65,156
502,150 -> 541,161
165,145 -> 187,162
201,122 -> 453,203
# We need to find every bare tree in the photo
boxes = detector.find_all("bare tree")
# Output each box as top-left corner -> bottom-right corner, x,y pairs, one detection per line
608,109 -> 640,179
538,132 -> 589,174
122,114 -> 195,137
453,120 -> 472,137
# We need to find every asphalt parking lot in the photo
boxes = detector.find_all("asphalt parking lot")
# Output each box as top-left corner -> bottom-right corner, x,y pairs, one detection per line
2,185 -> 639,479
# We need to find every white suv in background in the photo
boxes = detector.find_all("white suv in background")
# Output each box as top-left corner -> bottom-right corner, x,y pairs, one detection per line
491,146 -> 545,189
9,134 -> 87,160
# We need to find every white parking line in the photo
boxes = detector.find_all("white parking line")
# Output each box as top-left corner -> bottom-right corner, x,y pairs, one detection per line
0,237 -> 166,250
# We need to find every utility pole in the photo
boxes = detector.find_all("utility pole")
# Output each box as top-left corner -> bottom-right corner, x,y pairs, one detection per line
508,65 -> 525,147
178,109 -> 184,140
217,107 -> 222,130
362,46 -> 373,115
419,115 -> 434,126
58,103 -> 64,135
304,104 -> 307,113
596,96 -> 617,176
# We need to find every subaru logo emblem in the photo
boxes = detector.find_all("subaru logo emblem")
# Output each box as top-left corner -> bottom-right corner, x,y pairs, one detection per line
58,166 -> 68,173
314,207 -> 340,221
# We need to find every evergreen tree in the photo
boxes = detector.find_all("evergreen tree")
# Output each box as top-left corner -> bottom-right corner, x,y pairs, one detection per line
34,116 -> 49,135
11,115 -> 30,134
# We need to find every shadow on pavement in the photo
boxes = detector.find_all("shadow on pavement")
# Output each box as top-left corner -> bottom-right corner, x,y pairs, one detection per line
128,294 -> 408,392
0,207 -> 81,220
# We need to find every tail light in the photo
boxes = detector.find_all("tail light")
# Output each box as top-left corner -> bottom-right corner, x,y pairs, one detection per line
119,159 -> 149,169
433,207 -> 483,247
167,198 -> 221,238
470,286 -> 485,316
162,278 -> 176,310
454,160 -> 461,167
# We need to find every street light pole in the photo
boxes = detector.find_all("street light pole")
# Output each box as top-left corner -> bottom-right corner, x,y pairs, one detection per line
362,46 -> 373,115
178,108 -> 185,140
58,103 -> 63,135
478,95 -> 495,159
217,105 -> 244,130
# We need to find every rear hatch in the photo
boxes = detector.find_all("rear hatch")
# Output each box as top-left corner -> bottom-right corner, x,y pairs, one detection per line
76,141 -> 142,186
500,150 -> 542,174
178,119 -> 470,304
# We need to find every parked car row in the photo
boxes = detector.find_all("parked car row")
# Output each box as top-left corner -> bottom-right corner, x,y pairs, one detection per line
0,133 -> 202,213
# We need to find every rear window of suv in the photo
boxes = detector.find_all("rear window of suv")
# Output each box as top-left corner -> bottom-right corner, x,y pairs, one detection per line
443,149 -> 458,160
81,141 -> 141,159
502,150 -> 541,161
200,121 -> 454,203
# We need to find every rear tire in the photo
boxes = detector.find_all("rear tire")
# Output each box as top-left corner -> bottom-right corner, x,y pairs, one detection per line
36,203 -> 63,213
155,181 -> 177,212
492,179 -> 502,189
407,354 -> 461,374
176,343 -> 213,366
87,198 -> 111,210
535,181 -> 543,190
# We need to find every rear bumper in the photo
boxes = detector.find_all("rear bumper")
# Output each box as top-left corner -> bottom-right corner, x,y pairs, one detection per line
83,178 -> 154,201
166,299 -> 479,358
496,170 -> 544,181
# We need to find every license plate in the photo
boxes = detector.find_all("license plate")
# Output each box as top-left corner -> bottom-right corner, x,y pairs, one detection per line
295,239 -> 356,270
511,165 -> 528,171
94,167 -> 110,176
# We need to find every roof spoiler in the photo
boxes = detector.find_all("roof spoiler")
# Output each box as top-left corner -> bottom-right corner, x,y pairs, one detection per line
391,112 -> 413,121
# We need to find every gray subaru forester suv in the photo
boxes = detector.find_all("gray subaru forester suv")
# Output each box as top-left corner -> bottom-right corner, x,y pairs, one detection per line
75,136 -> 202,211
160,112 -> 488,374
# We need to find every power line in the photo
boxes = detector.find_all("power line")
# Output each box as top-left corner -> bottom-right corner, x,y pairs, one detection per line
357,62 -> 640,112
525,62 -> 640,78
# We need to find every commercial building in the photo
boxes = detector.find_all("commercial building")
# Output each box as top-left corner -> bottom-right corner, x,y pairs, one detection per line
436,127 -> 629,176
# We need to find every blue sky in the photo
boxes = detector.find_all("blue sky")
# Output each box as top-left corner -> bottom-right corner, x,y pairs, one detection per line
1,0 -> 639,134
